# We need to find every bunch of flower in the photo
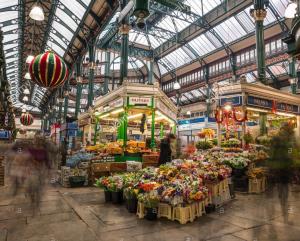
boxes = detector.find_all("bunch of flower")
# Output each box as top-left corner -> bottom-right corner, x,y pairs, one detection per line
95,175 -> 124,192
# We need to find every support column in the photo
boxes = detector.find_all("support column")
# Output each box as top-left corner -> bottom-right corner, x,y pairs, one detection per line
204,65 -> 211,117
119,1 -> 130,85
289,57 -> 298,94
75,58 -> 83,118
296,116 -> 300,138
63,88 -> 69,123
150,97 -> 156,150
87,38 -> 96,108
251,1 -> 267,84
104,51 -> 110,94
259,112 -> 267,136
217,123 -> 221,147
94,118 -> 99,145
148,60 -> 154,84
123,107 -> 128,149
58,88 -> 64,123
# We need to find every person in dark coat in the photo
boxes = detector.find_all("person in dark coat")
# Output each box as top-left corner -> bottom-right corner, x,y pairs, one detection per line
158,133 -> 176,165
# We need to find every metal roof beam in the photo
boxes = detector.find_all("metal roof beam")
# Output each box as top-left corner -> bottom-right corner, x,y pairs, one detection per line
105,42 -> 153,59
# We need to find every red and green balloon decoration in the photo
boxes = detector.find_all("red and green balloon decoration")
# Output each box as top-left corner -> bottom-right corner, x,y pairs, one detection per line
20,113 -> 34,126
29,51 -> 69,88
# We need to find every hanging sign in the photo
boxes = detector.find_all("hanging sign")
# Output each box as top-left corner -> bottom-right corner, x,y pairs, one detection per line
247,96 -> 273,109
220,96 -> 242,106
128,96 -> 152,107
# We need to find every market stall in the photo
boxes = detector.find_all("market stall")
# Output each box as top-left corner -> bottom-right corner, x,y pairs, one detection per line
215,82 -> 300,145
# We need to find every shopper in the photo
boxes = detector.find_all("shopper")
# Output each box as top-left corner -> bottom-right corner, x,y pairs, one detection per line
158,133 -> 176,165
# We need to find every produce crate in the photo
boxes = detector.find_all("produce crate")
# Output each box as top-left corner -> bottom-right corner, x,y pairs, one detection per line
248,177 -> 266,193
110,162 -> 127,172
91,163 -> 111,172
142,154 -> 159,164
172,205 -> 194,224
137,201 -> 145,219
158,203 -> 172,220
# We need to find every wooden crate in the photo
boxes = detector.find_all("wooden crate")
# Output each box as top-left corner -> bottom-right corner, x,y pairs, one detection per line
110,162 -> 127,172
248,177 -> 266,194
142,163 -> 158,168
142,154 -> 159,164
91,163 -> 111,172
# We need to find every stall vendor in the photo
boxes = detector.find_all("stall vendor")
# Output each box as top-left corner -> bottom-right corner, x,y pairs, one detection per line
159,133 -> 176,165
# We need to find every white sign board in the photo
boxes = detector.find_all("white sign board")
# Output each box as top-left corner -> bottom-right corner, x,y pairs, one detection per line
109,98 -> 124,109
156,100 -> 177,120
128,97 -> 152,107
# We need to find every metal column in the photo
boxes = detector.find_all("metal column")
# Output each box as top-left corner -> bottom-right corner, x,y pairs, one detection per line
75,58 -> 83,118
104,51 -> 110,95
148,60 -> 154,84
251,0 -> 267,84
119,0 -> 129,85
63,81 -> 69,122
289,57 -> 298,94
204,65 -> 211,117
87,38 -> 96,108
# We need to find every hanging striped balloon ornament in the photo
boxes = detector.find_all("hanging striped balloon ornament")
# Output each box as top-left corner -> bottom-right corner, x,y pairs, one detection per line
20,113 -> 34,126
29,51 -> 69,88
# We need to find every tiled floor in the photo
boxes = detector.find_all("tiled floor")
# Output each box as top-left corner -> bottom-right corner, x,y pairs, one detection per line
1,184 -> 300,241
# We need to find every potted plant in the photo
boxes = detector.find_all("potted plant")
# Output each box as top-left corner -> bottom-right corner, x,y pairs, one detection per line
138,192 -> 159,220
124,187 -> 139,213
196,140 -> 213,150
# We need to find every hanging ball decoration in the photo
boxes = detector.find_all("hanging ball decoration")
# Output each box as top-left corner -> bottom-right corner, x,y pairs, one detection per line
20,113 -> 34,126
29,51 -> 69,88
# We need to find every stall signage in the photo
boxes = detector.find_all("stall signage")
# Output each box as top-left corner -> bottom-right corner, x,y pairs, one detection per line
178,117 -> 205,125
276,102 -> 299,114
220,96 -> 242,106
129,96 -> 152,107
109,98 -> 124,108
247,96 -> 273,109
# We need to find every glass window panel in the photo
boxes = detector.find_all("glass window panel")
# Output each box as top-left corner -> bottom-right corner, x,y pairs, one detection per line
48,41 -> 65,57
52,21 -> 73,41
235,9 -> 255,32
60,0 -> 85,19
270,0 -> 289,16
213,17 -> 247,43
56,8 -> 77,32
0,11 -> 18,22
50,32 -> 68,49
0,0 -> 18,8
188,34 -> 217,56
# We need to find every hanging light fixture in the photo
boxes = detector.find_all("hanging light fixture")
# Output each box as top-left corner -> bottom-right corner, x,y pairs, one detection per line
23,88 -> 30,95
24,72 -> 31,80
26,55 -> 35,64
173,82 -> 181,90
23,96 -> 29,102
285,2 -> 297,18
29,4 -> 45,21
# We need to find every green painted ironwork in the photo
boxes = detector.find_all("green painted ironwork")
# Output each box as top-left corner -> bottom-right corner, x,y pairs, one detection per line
251,1 -> 267,84
160,122 -> 164,139
150,97 -> 156,149
75,58 -> 83,118
104,51 -> 110,94
259,112 -> 267,136
87,38 -> 96,108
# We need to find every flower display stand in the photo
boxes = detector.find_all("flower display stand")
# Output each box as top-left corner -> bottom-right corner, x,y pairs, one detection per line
248,177 -> 266,193
158,203 -> 172,220
172,205 -> 194,224
137,201 -> 145,218
205,182 -> 219,197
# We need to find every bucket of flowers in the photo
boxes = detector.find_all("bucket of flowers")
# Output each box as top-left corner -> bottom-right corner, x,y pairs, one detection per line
95,176 -> 113,202
138,192 -> 160,220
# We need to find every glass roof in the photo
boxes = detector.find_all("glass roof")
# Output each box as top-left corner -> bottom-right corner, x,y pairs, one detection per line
0,0 -> 94,110
158,0 -> 289,75
99,0 -> 289,76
